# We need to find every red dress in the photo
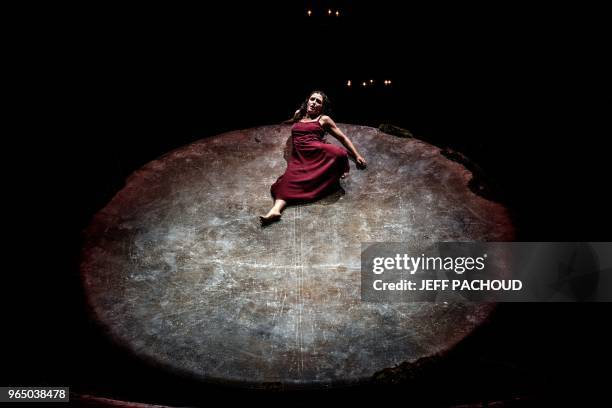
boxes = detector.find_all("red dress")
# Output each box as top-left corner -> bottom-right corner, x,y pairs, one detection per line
271,118 -> 350,203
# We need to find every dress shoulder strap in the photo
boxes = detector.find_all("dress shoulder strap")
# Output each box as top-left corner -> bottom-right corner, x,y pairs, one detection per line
316,115 -> 325,127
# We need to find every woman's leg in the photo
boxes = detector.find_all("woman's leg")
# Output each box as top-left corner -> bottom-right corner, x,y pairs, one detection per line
260,199 -> 287,224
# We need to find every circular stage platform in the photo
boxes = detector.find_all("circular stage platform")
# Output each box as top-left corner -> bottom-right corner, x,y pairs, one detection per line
81,124 -> 514,388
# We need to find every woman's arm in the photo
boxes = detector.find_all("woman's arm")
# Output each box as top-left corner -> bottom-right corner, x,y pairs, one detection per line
282,110 -> 301,124
320,116 -> 367,167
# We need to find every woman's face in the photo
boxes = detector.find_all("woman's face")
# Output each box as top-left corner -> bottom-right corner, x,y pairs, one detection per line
306,93 -> 324,116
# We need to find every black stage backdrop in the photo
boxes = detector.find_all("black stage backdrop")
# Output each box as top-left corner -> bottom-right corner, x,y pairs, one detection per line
7,2 -> 611,406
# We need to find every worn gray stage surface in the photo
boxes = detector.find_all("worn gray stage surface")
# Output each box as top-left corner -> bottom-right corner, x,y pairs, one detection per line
81,124 -> 514,388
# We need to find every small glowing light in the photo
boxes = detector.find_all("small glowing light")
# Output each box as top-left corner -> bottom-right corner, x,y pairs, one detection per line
328,9 -> 332,15
307,10 -> 312,16
362,81 -> 367,87
384,80 -> 392,85
347,80 -> 351,87
369,79 -> 374,84
335,10 -> 340,17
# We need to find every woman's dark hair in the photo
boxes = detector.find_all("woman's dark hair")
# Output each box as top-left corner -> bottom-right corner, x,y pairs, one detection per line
293,90 -> 332,122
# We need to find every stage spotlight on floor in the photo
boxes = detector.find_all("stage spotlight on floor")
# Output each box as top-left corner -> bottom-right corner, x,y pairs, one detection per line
81,124 -> 514,388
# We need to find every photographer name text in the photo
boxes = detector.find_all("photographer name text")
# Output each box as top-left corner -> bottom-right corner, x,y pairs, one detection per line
373,279 -> 522,291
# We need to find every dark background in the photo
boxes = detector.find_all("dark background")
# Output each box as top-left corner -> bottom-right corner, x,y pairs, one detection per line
7,1 -> 611,406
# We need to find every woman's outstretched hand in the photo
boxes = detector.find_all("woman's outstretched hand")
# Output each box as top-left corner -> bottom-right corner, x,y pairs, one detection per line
355,155 -> 367,169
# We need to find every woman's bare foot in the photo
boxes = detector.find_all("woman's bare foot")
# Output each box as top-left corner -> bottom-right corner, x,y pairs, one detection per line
260,199 -> 286,225
259,211 -> 281,225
